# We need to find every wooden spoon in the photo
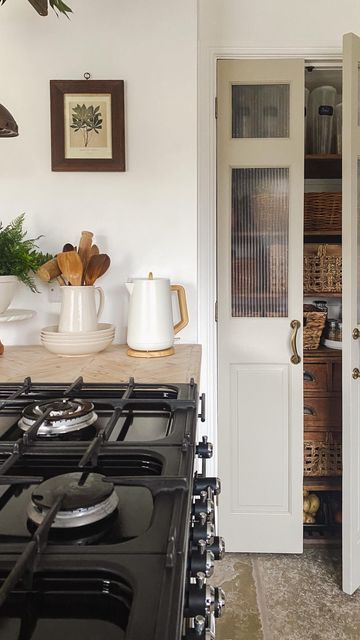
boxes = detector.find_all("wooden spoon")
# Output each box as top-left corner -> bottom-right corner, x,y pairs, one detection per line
56,251 -> 83,286
84,254 -> 110,286
36,257 -> 61,282
63,243 -> 75,252
89,244 -> 99,258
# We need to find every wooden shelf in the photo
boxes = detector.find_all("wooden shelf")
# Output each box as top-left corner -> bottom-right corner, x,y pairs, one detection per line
304,230 -> 341,237
304,291 -> 342,298
303,476 -> 342,491
305,154 -> 342,179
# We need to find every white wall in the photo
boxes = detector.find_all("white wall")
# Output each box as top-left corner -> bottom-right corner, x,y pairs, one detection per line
199,0 -> 360,49
0,0 -> 197,347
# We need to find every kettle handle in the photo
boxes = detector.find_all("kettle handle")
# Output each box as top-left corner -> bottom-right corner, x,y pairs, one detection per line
171,285 -> 189,334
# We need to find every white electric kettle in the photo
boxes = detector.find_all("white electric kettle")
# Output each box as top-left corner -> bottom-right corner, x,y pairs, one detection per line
125,272 -> 189,356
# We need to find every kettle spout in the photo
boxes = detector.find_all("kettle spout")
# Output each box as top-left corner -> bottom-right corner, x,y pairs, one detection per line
125,281 -> 134,295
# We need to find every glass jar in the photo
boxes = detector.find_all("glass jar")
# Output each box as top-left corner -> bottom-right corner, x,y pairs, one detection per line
326,319 -> 338,341
336,321 -> 342,342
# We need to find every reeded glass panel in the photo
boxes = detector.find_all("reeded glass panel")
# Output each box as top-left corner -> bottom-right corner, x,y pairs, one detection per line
232,84 -> 290,138
231,168 -> 289,317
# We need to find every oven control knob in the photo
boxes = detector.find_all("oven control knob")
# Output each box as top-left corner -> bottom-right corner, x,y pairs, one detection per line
196,437 -> 213,459
207,536 -> 225,560
213,587 -> 226,618
185,584 -> 215,617
193,476 -> 221,496
190,550 -> 215,578
191,522 -> 215,544
192,497 -> 215,522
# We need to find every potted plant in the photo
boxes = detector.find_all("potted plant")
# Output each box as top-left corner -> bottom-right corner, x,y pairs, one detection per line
0,214 -> 52,313
0,0 -> 72,17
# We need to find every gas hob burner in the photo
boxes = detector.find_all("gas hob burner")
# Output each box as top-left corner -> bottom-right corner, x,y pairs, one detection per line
27,472 -> 119,528
18,398 -> 98,436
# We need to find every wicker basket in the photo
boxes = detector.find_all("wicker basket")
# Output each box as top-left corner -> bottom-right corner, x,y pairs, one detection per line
303,304 -> 327,350
304,244 -> 342,294
304,192 -> 342,233
251,192 -> 288,231
304,431 -> 342,477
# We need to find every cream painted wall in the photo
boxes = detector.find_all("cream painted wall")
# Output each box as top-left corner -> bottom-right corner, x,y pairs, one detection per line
199,0 -> 360,49
0,0 -> 197,347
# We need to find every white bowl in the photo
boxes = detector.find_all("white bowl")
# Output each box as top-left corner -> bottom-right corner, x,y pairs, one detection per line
40,330 -> 115,343
41,323 -> 114,337
41,335 -> 114,356
0,276 -> 18,314
41,337 -> 115,347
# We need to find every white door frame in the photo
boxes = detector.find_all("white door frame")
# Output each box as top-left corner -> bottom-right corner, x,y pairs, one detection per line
197,45 -> 342,477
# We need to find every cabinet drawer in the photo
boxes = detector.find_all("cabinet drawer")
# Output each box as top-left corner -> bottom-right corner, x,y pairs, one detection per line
304,397 -> 342,428
303,363 -> 328,391
333,362 -> 342,392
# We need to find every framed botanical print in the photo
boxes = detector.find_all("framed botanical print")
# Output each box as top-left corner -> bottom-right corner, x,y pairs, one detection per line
50,80 -> 125,171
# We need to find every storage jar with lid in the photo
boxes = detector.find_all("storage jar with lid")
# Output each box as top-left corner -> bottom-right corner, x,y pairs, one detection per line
308,86 -> 337,154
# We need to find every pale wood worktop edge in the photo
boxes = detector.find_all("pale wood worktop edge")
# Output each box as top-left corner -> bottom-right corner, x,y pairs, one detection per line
0,344 -> 202,384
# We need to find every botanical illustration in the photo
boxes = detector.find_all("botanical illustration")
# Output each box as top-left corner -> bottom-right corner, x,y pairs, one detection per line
70,104 -> 103,148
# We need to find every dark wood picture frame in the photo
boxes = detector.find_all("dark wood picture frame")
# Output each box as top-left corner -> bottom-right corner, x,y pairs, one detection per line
50,80 -> 125,172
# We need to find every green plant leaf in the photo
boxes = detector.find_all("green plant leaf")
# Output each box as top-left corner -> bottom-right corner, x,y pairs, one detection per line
0,214 -> 52,292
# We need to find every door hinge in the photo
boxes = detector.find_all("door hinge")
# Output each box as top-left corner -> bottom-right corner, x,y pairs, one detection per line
215,96 -> 218,119
215,301 -> 218,322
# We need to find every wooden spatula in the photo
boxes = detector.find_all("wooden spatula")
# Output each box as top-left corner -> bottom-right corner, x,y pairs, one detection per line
56,251 -> 83,286
84,254 -> 110,286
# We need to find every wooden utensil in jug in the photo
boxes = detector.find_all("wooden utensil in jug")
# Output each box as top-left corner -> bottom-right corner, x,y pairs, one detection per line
78,231 -> 94,282
62,243 -> 75,252
84,254 -> 110,286
36,257 -> 62,282
56,251 -> 83,286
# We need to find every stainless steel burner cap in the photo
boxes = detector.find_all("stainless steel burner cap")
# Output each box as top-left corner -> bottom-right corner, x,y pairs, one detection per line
27,472 -> 119,528
18,398 -> 98,436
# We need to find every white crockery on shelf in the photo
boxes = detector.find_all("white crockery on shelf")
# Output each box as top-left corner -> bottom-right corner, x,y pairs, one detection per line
41,323 -> 114,336
41,334 -> 114,356
40,335 -> 114,344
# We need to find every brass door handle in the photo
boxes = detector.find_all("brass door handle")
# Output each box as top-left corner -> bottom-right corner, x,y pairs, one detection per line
353,368 -> 360,379
290,319 -> 301,365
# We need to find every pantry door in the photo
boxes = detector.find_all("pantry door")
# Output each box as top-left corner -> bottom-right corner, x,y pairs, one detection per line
342,32 -> 360,595
217,59 -> 304,552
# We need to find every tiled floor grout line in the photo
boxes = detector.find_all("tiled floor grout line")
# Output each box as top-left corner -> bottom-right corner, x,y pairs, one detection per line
252,557 -> 273,640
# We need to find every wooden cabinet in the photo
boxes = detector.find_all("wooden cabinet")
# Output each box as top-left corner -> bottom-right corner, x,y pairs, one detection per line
303,347 -> 342,542
304,349 -> 342,430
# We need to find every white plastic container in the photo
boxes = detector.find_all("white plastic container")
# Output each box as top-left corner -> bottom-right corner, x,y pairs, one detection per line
308,85 -> 337,153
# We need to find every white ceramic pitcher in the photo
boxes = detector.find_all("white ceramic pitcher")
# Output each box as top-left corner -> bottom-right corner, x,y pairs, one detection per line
58,286 -> 104,333
125,272 -> 188,351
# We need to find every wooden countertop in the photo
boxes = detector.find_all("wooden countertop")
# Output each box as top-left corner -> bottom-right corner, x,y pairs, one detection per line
0,344 -> 201,384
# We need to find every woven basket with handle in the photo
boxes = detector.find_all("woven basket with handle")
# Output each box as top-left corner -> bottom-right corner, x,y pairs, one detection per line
304,432 -> 342,476
304,244 -> 342,294
303,304 -> 327,350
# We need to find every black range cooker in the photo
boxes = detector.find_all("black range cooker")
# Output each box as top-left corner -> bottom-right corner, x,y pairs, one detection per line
0,377 -> 225,640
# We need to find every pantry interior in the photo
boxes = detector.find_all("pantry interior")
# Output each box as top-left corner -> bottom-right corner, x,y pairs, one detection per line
302,64 -> 343,545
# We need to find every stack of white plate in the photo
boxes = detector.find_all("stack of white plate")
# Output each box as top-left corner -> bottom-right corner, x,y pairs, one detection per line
41,323 -> 115,356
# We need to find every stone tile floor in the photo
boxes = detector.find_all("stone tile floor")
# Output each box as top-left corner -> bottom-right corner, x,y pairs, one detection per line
213,549 -> 360,640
